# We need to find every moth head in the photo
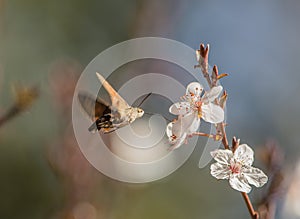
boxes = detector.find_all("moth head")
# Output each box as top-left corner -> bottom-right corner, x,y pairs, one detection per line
136,108 -> 144,118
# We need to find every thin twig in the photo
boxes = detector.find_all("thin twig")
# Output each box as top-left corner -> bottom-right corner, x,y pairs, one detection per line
193,132 -> 222,141
219,123 -> 229,150
197,43 -> 259,219
242,192 -> 260,219
0,106 -> 21,127
202,70 -> 229,149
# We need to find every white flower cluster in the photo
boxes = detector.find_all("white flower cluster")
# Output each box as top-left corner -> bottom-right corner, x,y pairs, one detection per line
166,82 -> 224,149
165,48 -> 268,193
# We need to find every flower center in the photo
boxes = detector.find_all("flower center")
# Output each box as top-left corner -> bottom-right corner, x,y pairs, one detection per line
189,92 -> 195,97
171,134 -> 177,141
230,161 -> 242,174
194,101 -> 202,118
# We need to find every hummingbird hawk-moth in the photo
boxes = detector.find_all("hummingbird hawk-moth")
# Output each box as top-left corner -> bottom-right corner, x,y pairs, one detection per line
78,72 -> 149,133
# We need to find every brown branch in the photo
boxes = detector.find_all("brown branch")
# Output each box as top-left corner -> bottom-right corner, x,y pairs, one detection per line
232,136 -> 240,152
242,192 -> 260,219
219,123 -> 229,150
197,43 -> 259,219
196,44 -> 212,87
192,132 -> 222,141
197,44 -> 229,149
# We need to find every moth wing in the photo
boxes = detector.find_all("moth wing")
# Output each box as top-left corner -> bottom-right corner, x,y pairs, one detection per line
78,91 -> 131,133
102,122 -> 129,134
96,72 -> 130,115
94,119 -> 129,134
77,91 -> 110,121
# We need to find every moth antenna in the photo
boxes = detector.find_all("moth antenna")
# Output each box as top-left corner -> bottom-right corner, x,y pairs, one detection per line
137,92 -> 152,107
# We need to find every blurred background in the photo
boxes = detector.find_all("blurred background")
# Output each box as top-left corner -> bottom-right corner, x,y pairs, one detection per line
1,0 -> 300,218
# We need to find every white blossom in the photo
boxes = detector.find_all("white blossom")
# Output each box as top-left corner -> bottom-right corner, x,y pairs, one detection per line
166,113 -> 200,150
210,144 -> 268,193
169,82 -> 224,124
166,82 -> 224,149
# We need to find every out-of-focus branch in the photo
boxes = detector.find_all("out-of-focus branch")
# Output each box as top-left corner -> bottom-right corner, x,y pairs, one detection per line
257,140 -> 285,219
0,85 -> 39,127
47,60 -> 107,219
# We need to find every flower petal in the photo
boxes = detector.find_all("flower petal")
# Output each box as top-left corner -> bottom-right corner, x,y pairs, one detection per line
233,144 -> 254,166
242,166 -> 268,188
180,112 -> 197,128
229,174 -> 252,193
201,102 -> 224,123
203,85 -> 223,103
169,134 -> 187,150
187,117 -> 200,134
210,162 -> 231,180
169,102 -> 191,115
210,149 -> 233,165
186,82 -> 203,98
166,120 -> 184,139
166,116 -> 191,149
166,122 -> 174,138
